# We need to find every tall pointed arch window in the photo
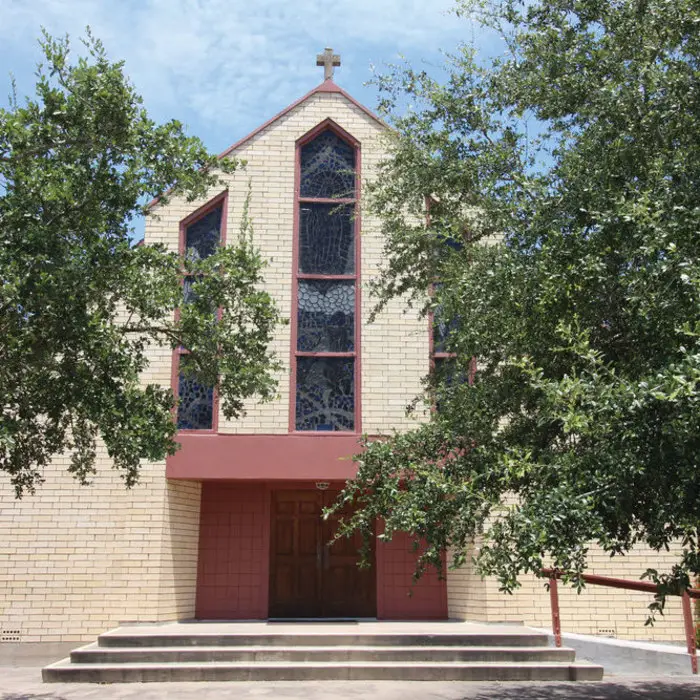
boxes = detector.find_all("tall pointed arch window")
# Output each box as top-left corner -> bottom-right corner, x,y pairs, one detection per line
173,191 -> 227,432
291,122 -> 360,432
426,196 -> 475,409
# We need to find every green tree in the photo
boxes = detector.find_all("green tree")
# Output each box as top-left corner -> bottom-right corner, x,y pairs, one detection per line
0,32 -> 280,496
333,0 -> 700,612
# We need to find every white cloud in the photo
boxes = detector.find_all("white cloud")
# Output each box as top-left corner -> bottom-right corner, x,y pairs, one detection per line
0,0 -> 470,141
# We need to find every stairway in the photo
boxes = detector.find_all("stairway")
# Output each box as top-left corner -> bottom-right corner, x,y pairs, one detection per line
42,621 -> 604,682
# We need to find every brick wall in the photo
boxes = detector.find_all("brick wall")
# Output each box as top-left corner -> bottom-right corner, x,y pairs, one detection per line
0,322 -> 201,641
446,542 -> 688,642
446,547 -> 489,622
157,479 -> 202,621
0,454 -> 203,642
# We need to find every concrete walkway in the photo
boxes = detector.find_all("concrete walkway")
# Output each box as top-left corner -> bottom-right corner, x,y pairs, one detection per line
2,629 -> 699,699
2,667 -> 700,700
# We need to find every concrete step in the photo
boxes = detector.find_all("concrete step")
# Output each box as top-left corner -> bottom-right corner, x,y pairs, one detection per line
71,642 -> 577,664
44,624 -> 604,683
42,659 -> 604,683
96,632 -> 550,648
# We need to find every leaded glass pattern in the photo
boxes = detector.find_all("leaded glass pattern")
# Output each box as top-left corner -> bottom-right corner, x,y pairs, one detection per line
185,206 -> 222,261
294,128 -> 359,432
433,305 -> 459,353
295,357 -> 354,431
177,358 -> 214,430
299,203 -> 354,274
182,276 -> 218,322
183,276 -> 197,304
433,357 -> 469,413
300,130 -> 356,198
297,281 -> 354,352
433,357 -> 459,383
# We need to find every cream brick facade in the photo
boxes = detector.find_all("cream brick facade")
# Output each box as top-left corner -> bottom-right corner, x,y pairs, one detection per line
148,90 -> 429,435
0,84 -> 691,644
0,334 -> 201,642
0,460 -> 201,642
447,544 -> 686,642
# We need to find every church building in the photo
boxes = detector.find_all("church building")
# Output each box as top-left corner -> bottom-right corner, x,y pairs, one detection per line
0,50 -> 687,645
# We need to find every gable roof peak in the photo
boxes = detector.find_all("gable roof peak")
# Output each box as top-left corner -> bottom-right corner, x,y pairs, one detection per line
146,80 -> 386,211
314,78 -> 343,93
217,80 -> 385,159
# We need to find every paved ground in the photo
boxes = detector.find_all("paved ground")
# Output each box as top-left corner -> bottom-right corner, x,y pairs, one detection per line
2,667 -> 700,700
2,631 -> 699,699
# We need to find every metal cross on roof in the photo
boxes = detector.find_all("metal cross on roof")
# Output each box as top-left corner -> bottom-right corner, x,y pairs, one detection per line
316,47 -> 341,81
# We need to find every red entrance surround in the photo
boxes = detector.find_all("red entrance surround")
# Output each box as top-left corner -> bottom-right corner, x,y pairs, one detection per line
196,483 -> 269,619
377,529 -> 448,620
167,433 -> 364,480
195,481 -> 447,620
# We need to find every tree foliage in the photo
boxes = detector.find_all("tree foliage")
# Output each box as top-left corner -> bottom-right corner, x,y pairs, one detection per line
333,0 -> 700,612
0,32 -> 280,496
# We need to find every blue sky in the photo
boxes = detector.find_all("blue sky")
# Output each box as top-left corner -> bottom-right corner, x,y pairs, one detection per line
0,0 -> 502,238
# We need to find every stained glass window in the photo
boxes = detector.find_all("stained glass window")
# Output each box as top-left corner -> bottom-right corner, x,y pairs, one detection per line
294,127 -> 358,432
185,206 -> 222,261
183,276 -> 197,304
433,302 -> 459,354
297,281 -> 354,352
433,357 -> 470,413
300,130 -> 356,199
182,276 -> 218,323
295,357 -> 354,431
433,357 -> 453,414
433,357 -> 459,383
177,358 -> 214,430
299,203 -> 354,274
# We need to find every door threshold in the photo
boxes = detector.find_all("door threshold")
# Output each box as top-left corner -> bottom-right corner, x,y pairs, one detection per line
267,618 -> 375,624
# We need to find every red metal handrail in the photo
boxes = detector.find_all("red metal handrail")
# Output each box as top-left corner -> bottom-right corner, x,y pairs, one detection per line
541,568 -> 698,675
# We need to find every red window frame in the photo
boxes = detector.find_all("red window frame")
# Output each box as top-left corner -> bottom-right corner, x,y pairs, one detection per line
426,198 -> 456,372
171,189 -> 228,434
425,197 -> 476,390
289,119 -> 362,434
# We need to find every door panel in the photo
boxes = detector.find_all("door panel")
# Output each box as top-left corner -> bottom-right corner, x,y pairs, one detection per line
269,489 -> 376,618
269,490 -> 322,618
321,490 -> 376,618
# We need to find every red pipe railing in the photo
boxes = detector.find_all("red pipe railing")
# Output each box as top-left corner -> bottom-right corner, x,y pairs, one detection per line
542,568 -> 699,675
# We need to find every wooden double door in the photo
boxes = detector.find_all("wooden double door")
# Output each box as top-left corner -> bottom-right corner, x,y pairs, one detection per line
269,489 -> 376,618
